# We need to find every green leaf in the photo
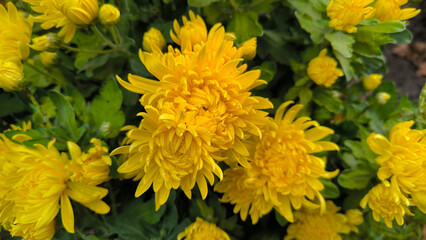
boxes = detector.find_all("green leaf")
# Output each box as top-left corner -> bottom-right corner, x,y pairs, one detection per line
196,199 -> 215,220
338,169 -> 372,189
298,87 -> 312,106
312,88 -> 342,113
0,92 -> 28,117
389,29 -> 413,44
188,0 -> 219,7
419,83 -> 426,117
353,42 -> 382,58
49,91 -> 82,141
358,20 -> 405,33
65,85 -> 86,119
325,31 -> 355,58
341,152 -> 358,169
227,12 -> 263,44
320,179 -> 340,199
335,51 -> 355,81
71,32 -> 105,69
275,210 -> 288,227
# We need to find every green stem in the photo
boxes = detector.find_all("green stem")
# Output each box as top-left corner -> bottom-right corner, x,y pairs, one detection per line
60,44 -> 117,54
91,25 -> 116,49
23,87 -> 46,118
110,25 -> 123,46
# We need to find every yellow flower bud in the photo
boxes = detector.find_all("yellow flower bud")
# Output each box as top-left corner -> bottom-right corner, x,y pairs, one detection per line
307,49 -> 343,87
362,74 -> 382,90
0,60 -> 24,91
99,4 -> 120,25
63,0 -> 99,25
142,27 -> 166,52
377,92 -> 390,104
40,51 -> 58,67
239,37 -> 257,61
30,33 -> 60,52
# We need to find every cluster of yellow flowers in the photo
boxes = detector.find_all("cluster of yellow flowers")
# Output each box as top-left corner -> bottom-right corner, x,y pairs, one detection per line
0,3 -> 32,91
113,11 -> 272,210
327,0 -> 420,33
0,129 -> 111,239
361,121 -> 426,227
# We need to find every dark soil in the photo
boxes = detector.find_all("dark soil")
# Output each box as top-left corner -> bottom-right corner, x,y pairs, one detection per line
384,1 -> 426,100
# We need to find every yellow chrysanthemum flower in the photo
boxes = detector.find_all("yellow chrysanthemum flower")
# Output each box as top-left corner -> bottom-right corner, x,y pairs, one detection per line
239,37 -> 257,60
142,27 -> 166,52
307,49 -> 343,87
216,101 -> 339,223
366,121 -> 426,216
30,33 -> 60,52
0,134 -> 111,239
362,74 -> 383,91
0,2 -> 33,64
24,0 -> 99,43
177,218 -> 230,240
373,0 -> 420,22
214,166 -> 274,224
40,51 -> 58,67
284,201 -> 363,240
360,182 -> 412,228
327,0 -> 375,33
0,60 -> 24,91
114,11 -> 272,210
99,4 -> 120,25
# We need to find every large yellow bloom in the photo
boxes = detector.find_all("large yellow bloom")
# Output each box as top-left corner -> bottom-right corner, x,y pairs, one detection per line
0,134 -> 111,239
284,201 -> 363,240
360,182 -> 412,228
367,121 -> 426,208
114,11 -> 272,210
177,218 -> 230,240
0,2 -> 33,64
24,0 -> 99,43
216,101 -> 339,223
0,60 -> 24,91
307,49 -> 343,87
372,0 -> 420,22
327,0 -> 375,33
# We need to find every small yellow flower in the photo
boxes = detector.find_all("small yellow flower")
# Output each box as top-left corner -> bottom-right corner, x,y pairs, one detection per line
360,182 -> 411,228
40,51 -> 58,67
373,0 -> 420,22
30,33 -> 60,52
362,74 -> 382,90
99,4 -> 120,25
284,201 -> 363,240
142,27 -> 166,52
216,101 -> 339,223
0,60 -> 24,91
170,10 -> 208,52
24,0 -> 98,43
327,0 -> 375,33
239,37 -> 257,60
307,49 -> 343,87
377,92 -> 391,104
177,218 -> 230,240
345,209 -> 364,233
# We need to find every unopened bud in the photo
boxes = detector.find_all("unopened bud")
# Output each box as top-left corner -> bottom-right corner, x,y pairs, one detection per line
362,74 -> 382,91
142,27 -> 166,52
239,37 -> 257,60
30,33 -> 60,52
40,51 -> 58,67
64,0 -> 99,25
377,92 -> 390,104
99,4 -> 120,25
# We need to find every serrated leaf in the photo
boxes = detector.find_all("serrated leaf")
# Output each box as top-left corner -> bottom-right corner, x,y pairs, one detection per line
320,179 -> 340,199
227,12 -> 263,44
312,88 -> 342,113
188,0 -> 219,7
326,31 -> 355,58
49,91 -> 80,141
